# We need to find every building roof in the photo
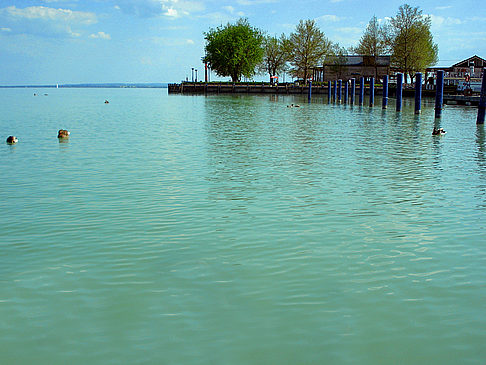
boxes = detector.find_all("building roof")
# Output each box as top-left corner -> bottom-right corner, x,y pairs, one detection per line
451,55 -> 485,68
322,55 -> 391,67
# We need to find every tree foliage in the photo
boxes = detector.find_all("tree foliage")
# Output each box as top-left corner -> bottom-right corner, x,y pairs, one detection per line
389,4 -> 438,81
258,34 -> 289,83
354,15 -> 390,56
325,45 -> 348,79
203,18 -> 264,82
286,19 -> 333,83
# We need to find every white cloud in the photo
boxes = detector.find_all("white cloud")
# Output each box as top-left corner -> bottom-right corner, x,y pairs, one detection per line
429,14 -> 462,28
1,27 -> 12,32
316,14 -> 344,22
164,8 -> 179,17
114,0 -> 204,18
330,0 -> 344,2
199,12 -> 235,25
90,31 -> 111,40
336,27 -> 362,34
236,0 -> 277,5
2,6 -> 97,25
151,36 -> 196,46
221,5 -> 244,17
0,6 -> 98,38
469,16 -> 486,22
435,6 -> 452,10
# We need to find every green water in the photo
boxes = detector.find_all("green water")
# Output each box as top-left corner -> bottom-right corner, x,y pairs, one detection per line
1,88 -> 485,364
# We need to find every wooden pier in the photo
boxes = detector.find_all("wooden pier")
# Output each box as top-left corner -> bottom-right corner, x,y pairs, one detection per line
443,95 -> 481,106
168,82 -> 323,95
169,82 -> 479,105
168,82 -> 455,97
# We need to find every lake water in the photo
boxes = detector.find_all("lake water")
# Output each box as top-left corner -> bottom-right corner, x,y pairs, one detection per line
1,88 -> 485,364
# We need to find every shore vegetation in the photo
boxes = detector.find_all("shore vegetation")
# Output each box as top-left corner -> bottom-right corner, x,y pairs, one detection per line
201,3 -> 438,84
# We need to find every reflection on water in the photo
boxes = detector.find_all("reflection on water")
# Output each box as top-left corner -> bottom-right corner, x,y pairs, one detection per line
1,89 -> 486,364
475,126 -> 486,208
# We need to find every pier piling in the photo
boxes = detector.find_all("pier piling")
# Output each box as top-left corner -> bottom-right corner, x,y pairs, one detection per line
359,77 -> 364,106
382,75 -> 388,109
308,80 -> 312,103
396,73 -> 403,112
415,72 -> 422,114
351,78 -> 355,105
328,81 -> 332,103
344,81 -> 348,104
369,77 -> 375,107
477,72 -> 486,124
338,79 -> 342,103
333,80 -> 337,103
435,70 -> 444,119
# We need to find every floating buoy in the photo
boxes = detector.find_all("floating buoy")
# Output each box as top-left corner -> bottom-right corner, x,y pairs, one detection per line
104,100 -> 109,104
58,129 -> 70,138
6,136 -> 18,144
432,127 -> 446,136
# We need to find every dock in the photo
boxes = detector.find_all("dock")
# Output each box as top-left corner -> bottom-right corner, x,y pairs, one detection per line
443,95 -> 480,106
168,82 -> 479,105
169,82 -> 450,96
168,82 -> 321,95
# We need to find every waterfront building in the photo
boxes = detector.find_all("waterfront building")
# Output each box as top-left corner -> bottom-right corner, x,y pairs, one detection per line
311,55 -> 391,83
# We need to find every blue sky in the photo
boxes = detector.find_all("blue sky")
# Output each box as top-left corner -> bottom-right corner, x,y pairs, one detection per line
0,0 -> 485,84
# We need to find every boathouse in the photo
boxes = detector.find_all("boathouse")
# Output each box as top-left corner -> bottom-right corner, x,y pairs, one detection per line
311,55 -> 391,83
426,55 -> 485,89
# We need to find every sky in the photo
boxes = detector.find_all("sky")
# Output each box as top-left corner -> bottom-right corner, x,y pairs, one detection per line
0,0 -> 485,85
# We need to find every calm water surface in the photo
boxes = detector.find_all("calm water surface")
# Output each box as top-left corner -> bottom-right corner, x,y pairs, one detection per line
1,88 -> 486,364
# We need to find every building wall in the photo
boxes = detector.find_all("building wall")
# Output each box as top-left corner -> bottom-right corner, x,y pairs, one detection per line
312,66 -> 390,82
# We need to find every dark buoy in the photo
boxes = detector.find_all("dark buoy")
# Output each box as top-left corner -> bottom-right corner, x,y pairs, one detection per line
432,127 -> 446,136
58,129 -> 70,138
105,100 -> 109,104
6,136 -> 18,144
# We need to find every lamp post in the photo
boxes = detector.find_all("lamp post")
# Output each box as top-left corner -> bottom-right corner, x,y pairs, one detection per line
191,68 -> 194,82
195,69 -> 198,83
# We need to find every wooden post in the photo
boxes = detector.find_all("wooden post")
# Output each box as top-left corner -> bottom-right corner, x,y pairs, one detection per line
308,80 -> 312,103
333,80 -> 337,103
328,80 -> 331,103
435,70 -> 444,118
396,73 -> 403,112
344,80 -> 348,104
359,77 -> 364,106
382,75 -> 388,109
351,78 -> 355,105
338,79 -> 342,103
369,77 -> 375,107
477,71 -> 486,124
415,72 -> 422,114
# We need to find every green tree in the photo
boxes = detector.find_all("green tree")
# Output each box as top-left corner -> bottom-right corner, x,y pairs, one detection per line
389,4 -> 438,82
354,15 -> 391,78
354,15 -> 389,56
286,19 -> 333,83
203,18 -> 264,82
326,45 -> 348,80
258,34 -> 289,83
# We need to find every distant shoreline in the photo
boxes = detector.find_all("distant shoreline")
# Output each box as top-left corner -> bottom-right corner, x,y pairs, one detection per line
0,83 -> 168,89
